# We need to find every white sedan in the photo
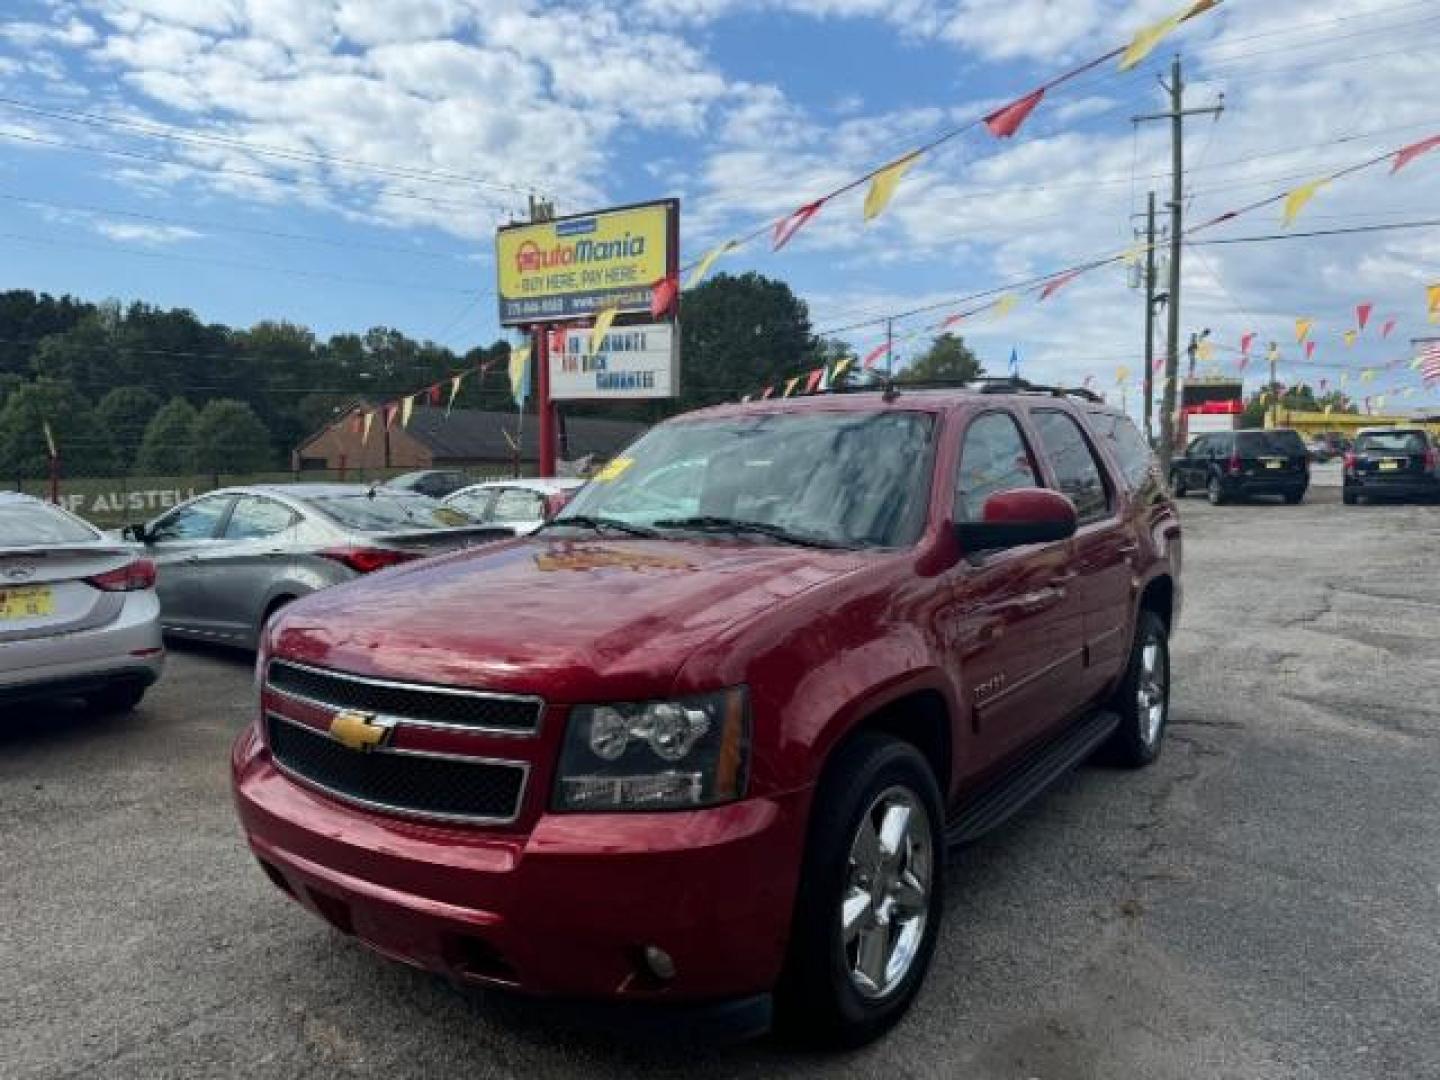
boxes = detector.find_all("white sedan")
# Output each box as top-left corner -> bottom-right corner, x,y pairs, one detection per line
441,478 -> 585,535
0,492 -> 164,712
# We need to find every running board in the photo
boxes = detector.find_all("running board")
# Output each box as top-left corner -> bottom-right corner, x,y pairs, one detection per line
946,710 -> 1120,847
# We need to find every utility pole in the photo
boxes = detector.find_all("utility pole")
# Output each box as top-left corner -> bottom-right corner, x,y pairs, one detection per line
886,318 -> 894,381
1142,191 -> 1159,443
1268,341 -> 1278,429
1134,55 -> 1223,478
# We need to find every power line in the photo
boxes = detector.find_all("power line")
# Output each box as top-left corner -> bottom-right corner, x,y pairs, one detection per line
1188,219 -> 1440,244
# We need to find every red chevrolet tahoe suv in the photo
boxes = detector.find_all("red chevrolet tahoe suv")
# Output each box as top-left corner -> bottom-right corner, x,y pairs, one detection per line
232,382 -> 1181,1046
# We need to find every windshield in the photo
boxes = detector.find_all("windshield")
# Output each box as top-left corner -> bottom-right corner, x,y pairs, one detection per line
1355,431 -> 1426,453
0,501 -> 100,546
307,494 -> 474,531
556,410 -> 936,548
1237,431 -> 1305,456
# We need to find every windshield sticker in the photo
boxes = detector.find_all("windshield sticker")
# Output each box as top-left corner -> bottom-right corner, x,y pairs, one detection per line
593,457 -> 635,482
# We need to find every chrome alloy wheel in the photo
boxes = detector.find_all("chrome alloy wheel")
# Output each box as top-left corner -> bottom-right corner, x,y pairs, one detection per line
841,785 -> 934,1000
1138,634 -> 1169,746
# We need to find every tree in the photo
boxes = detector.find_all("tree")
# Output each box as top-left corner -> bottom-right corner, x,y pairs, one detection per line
1240,383 -> 1357,428
899,333 -> 984,384
192,399 -> 274,476
0,379 -> 110,479
135,397 -> 199,477
95,386 -> 161,473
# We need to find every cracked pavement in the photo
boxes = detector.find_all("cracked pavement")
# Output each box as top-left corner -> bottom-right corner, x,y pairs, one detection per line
2,486 -> 1437,1078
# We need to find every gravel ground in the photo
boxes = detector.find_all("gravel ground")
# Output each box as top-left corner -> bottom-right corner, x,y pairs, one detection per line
4,486 -> 1438,1079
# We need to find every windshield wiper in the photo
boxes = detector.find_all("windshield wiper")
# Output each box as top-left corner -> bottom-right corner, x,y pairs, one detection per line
538,515 -> 660,538
652,516 -> 853,549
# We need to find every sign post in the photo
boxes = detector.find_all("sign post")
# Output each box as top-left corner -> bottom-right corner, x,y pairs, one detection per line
536,324 -> 554,477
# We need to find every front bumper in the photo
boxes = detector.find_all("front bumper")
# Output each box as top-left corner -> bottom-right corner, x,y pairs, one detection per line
232,725 -> 811,1004
0,591 -> 164,702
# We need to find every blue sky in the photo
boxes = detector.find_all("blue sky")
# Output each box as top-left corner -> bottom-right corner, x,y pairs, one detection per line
1,0 -> 1437,411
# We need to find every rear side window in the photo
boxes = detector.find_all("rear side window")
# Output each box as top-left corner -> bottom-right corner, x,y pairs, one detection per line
1237,431 -> 1305,456
224,496 -> 299,540
1091,413 -> 1155,490
1355,431 -> 1427,453
955,412 -> 1039,522
0,501 -> 99,546
309,495 -> 470,531
1030,410 -> 1112,523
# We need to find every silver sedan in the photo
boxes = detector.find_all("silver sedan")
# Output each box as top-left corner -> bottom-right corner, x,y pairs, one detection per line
121,484 -> 512,650
1,492 -> 164,712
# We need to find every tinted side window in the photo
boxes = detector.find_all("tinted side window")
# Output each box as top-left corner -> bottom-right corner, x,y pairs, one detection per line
1099,414 -> 1155,489
955,412 -> 1039,523
224,496 -> 298,540
491,488 -> 546,523
150,496 -> 233,542
1031,410 -> 1111,523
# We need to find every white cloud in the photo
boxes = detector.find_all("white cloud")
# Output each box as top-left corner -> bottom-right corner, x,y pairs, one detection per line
91,218 -> 203,243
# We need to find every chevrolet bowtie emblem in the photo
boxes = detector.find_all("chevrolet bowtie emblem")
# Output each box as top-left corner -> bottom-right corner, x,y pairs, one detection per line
328,711 -> 390,752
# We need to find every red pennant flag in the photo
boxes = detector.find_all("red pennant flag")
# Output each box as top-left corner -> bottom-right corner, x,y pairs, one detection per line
349,413 -> 363,434
760,386 -> 774,400
1039,269 -> 1082,301
805,368 -> 824,394
773,199 -> 824,251
984,88 -> 1045,139
941,312 -> 965,329
428,383 -> 442,405
1381,318 -> 1396,338
1238,355 -> 1249,372
1356,303 -> 1372,331
1305,341 -> 1316,360
1240,332 -> 1256,355
861,342 -> 890,370
650,273 -> 678,319
384,403 -> 398,430
1391,133 -> 1440,174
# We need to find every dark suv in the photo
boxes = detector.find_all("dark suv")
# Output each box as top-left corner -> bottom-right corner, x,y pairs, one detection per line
1170,428 -> 1309,504
1343,427 -> 1440,504
232,383 -> 1182,1047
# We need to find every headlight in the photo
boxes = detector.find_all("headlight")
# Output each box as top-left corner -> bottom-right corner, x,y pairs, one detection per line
554,688 -> 750,811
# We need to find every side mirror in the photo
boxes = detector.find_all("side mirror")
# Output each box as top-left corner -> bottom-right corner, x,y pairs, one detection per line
121,523 -> 149,543
954,488 -> 1077,553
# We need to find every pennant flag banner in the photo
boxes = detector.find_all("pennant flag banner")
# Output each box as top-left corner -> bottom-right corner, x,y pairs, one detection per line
1240,332 -> 1255,355
984,88 -> 1045,138
941,312 -> 965,329
1040,269 -> 1082,301
1121,241 -> 1146,266
832,357 -> 852,382
446,374 -> 464,416
1197,339 -> 1215,362
805,367 -> 825,394
760,386 -> 774,400
1283,178 -> 1328,226
1305,341 -> 1316,360
590,307 -> 618,354
401,395 -> 415,429
509,345 -> 532,407
1392,133 -> 1440,174
781,376 -> 798,398
427,383 -> 442,406
1295,319 -> 1313,343
1382,318 -> 1397,338
42,421 -> 56,459
362,411 -> 374,445
862,341 -> 890,370
687,241 -> 736,288
384,403 -> 398,430
773,199 -> 824,251
992,294 -> 1018,321
1343,330 -> 1357,348
1356,303 -> 1372,331
1119,0 -> 1214,72
1429,284 -> 1440,314
1115,364 -> 1130,386
349,413 -> 362,435
650,274 -> 678,319
864,153 -> 921,220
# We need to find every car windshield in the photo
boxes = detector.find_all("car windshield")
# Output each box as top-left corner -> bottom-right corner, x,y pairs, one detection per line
556,410 -> 936,548
306,494 -> 474,531
1237,431 -> 1305,456
0,501 -> 100,547
1356,431 -> 1426,453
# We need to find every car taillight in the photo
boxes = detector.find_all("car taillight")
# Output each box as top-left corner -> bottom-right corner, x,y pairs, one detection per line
1227,452 -> 1241,475
86,558 -> 157,592
319,547 -> 421,574
1343,452 -> 1357,474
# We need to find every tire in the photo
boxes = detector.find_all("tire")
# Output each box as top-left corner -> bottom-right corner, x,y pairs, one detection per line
776,733 -> 945,1048
1206,475 -> 1227,506
1342,490 -> 1357,506
1169,472 -> 1187,498
1283,490 -> 1305,505
1105,610 -> 1170,768
86,681 -> 147,714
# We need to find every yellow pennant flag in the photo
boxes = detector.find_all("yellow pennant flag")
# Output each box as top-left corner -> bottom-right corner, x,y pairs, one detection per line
42,421 -> 56,458
687,240 -> 736,289
590,307 -> 618,355
1121,241 -> 1147,266
1197,339 -> 1215,362
1116,365 -> 1131,386
361,411 -> 374,445
1343,330 -> 1357,348
1119,5 -> 1189,72
831,357 -> 852,382
783,376 -> 800,398
1428,283 -> 1440,313
863,153 -> 921,222
509,345 -> 531,407
1411,356 -> 1426,370
991,293 -> 1018,321
400,395 -> 415,428
1283,178 -> 1328,226
446,373 -> 464,416
1295,318 -> 1313,343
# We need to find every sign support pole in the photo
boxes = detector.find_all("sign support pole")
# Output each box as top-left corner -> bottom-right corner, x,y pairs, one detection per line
536,325 -> 555,478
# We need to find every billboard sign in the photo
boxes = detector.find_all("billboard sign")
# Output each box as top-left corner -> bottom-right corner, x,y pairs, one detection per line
496,199 -> 677,326
550,322 -> 679,400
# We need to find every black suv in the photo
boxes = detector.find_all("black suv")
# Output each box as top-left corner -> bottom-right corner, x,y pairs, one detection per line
1171,429 -> 1309,505
1343,428 -> 1439,504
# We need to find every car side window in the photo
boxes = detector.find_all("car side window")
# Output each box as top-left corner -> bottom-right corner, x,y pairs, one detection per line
490,488 -> 546,523
1103,414 -> 1157,489
448,490 -> 497,520
954,411 -> 1039,523
1030,410 -> 1113,524
148,496 -> 233,542
1186,436 -> 1208,457
224,496 -> 298,540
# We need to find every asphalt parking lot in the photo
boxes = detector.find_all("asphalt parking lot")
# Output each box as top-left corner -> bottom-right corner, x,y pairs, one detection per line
4,487 -> 1439,1080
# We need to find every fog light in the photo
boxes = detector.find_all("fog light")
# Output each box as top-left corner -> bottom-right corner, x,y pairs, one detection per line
642,945 -> 676,981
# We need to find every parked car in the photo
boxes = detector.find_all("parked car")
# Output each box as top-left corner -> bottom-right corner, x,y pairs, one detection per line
123,484 -> 511,649
0,492 -> 163,711
442,478 -> 585,535
383,470 -> 472,499
232,385 -> 1181,1047
1342,427 -> 1439,504
1170,428 -> 1309,504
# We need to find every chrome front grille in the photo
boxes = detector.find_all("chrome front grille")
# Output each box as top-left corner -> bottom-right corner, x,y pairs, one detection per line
266,660 -> 542,735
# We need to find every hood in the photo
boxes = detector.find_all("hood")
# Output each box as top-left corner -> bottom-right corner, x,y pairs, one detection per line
272,536 -> 862,701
